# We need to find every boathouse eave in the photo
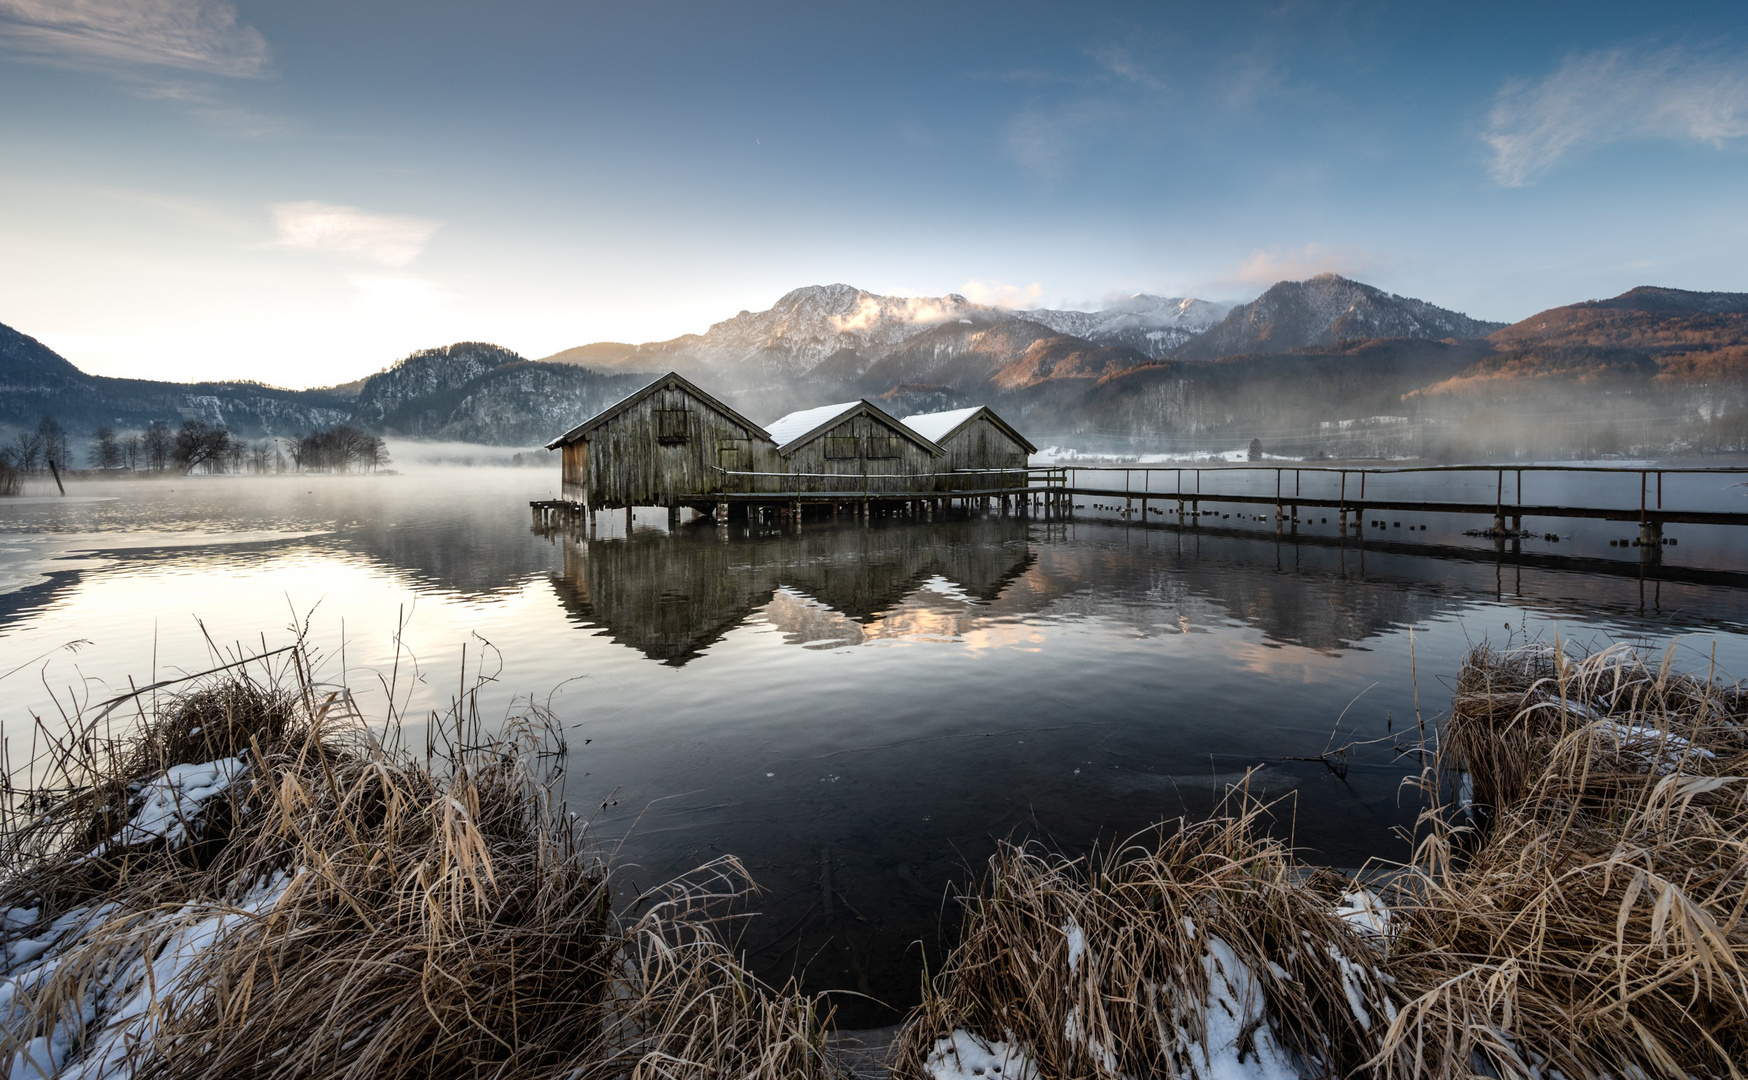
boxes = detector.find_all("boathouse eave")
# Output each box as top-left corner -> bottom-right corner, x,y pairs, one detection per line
903,405 -> 1038,456
773,398 -> 945,457
543,371 -> 773,450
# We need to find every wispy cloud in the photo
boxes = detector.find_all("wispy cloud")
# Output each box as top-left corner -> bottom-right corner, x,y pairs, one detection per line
1486,46 -> 1748,186
959,279 -> 1046,309
1003,98 -> 1122,180
1214,244 -> 1370,291
0,0 -> 270,77
271,202 -> 444,268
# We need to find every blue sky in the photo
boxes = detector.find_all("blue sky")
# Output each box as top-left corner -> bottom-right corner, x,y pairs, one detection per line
2,1 -> 1746,386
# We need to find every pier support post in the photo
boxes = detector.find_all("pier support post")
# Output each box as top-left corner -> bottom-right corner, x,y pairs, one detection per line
625,506 -> 633,533
1639,520 -> 1663,563
667,504 -> 680,531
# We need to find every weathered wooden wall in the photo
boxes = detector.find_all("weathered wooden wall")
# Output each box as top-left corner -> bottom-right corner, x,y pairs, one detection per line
580,378 -> 774,508
935,415 -> 1030,491
561,441 -> 587,501
776,411 -> 939,495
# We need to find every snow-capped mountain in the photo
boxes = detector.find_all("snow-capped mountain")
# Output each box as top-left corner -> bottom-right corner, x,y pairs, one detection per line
557,284 -> 1229,382
627,284 -> 1007,378
1175,274 -> 1505,360
1023,295 -> 1229,358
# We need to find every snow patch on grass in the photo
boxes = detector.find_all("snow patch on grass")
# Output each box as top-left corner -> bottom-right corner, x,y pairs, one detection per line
90,758 -> 246,858
924,1030 -> 1040,1080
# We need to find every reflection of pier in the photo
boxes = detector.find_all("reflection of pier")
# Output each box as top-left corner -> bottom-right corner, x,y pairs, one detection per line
1053,463 -> 1748,563
547,519 -> 1035,664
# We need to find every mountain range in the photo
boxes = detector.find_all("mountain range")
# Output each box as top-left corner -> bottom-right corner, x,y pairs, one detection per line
3,276 -> 1745,457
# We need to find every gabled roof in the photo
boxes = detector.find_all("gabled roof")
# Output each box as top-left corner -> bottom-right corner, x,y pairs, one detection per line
544,371 -> 772,450
899,405 -> 1039,455
766,398 -> 944,456
764,401 -> 861,447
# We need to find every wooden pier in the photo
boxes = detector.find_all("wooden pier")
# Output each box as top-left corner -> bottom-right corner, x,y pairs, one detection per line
1048,463 -> 1748,561
538,461 -> 1748,566
532,466 -> 1071,533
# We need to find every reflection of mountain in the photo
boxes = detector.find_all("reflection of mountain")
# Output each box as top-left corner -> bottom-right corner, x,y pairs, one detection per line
549,519 -> 1035,664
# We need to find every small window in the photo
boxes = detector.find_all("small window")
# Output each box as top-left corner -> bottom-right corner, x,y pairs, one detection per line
718,444 -> 749,471
824,436 -> 860,459
655,409 -> 689,444
865,436 -> 901,459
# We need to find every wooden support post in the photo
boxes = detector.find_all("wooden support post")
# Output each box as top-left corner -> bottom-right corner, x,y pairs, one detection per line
1639,519 -> 1663,560
625,506 -> 633,532
667,504 -> 680,531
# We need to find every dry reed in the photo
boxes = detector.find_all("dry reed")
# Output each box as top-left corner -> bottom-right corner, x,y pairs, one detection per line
892,640 -> 1748,1080
1376,641 -> 1748,1080
889,797 -> 1396,1080
0,640 -> 846,1080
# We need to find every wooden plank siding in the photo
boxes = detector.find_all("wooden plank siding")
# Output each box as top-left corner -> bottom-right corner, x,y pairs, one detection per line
551,374 -> 776,509
774,407 -> 939,496
932,414 -> 1031,492
547,372 -> 1041,509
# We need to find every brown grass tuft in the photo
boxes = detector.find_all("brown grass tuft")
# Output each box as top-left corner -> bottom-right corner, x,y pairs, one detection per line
1375,642 -> 1748,1080
890,796 -> 1395,1080
0,641 -> 846,1080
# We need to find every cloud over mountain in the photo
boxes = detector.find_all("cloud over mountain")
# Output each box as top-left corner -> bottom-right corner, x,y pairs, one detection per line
271,202 -> 443,268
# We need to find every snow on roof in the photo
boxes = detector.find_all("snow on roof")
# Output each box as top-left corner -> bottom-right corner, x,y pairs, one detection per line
764,401 -> 862,447
900,407 -> 982,444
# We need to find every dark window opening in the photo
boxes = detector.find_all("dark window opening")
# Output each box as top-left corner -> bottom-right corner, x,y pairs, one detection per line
655,409 -> 689,444
824,436 -> 860,459
865,436 -> 901,459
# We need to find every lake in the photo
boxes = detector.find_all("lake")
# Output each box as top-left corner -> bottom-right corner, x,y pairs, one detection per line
3,467 -> 1746,1026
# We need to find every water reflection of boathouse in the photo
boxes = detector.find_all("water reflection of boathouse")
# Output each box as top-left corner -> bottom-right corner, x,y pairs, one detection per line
538,372 -> 1050,529
549,519 -> 1037,664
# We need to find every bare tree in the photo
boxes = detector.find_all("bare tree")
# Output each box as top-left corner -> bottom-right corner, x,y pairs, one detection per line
295,426 -> 388,473
142,421 -> 174,472
89,427 -> 124,470
9,430 -> 43,472
173,420 -> 234,474
36,417 -> 68,472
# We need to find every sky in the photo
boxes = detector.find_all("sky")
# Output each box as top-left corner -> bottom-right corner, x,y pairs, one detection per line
2,0 -> 1747,387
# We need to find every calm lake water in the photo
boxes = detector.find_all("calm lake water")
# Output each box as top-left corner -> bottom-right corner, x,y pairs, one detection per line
3,467 -> 1747,1025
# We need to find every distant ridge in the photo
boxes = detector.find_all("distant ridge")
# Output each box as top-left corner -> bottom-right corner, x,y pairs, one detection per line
1175,274 -> 1505,361
6,277 -> 1746,456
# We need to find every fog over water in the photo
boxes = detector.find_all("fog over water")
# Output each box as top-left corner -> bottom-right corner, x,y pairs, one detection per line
3,467 -> 1746,1025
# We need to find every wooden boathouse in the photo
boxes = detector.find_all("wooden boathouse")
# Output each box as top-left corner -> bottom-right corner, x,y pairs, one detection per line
536,372 -> 1059,529
900,406 -> 1037,487
762,399 -> 943,494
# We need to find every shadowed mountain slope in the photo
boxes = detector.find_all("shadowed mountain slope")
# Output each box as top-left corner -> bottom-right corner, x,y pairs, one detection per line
1175,275 -> 1504,361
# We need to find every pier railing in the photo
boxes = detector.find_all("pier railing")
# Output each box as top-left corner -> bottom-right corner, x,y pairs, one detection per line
1048,462 -> 1748,537
702,464 -> 1055,498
